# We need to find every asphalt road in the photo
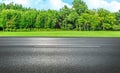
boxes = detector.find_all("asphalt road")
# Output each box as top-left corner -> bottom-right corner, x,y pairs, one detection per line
0,37 -> 120,73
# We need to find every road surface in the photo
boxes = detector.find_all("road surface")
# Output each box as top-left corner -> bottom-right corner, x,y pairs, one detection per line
0,37 -> 120,73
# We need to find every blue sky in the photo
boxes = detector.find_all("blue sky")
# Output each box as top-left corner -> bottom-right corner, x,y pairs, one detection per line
0,0 -> 120,12
107,0 -> 120,2
62,0 -> 73,4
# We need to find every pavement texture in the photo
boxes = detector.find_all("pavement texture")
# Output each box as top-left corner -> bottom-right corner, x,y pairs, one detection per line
0,37 -> 120,73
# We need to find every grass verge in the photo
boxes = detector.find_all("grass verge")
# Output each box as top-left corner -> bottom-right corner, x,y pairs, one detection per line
0,31 -> 120,37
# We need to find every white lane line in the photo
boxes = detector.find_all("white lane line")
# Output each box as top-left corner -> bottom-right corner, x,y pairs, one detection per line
33,45 -> 101,48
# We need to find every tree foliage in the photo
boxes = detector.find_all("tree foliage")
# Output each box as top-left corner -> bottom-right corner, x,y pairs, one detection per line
0,0 -> 120,31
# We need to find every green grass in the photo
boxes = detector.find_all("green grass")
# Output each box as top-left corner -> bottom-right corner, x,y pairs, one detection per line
0,31 -> 120,37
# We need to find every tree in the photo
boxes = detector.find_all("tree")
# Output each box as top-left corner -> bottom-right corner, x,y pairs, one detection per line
115,11 -> 120,25
97,8 -> 116,30
66,11 -> 79,29
86,10 -> 100,30
112,25 -> 120,31
102,23 -> 111,30
0,3 -> 6,10
59,5 -> 71,29
2,9 -> 16,31
76,15 -> 83,31
72,0 -> 88,15
0,13 -> 3,31
47,10 -> 58,29
0,2 -> 119,31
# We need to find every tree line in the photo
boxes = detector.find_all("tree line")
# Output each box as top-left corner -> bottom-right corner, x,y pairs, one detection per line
0,0 -> 120,31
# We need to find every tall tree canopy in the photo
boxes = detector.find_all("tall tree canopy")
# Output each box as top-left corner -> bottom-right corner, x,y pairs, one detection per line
72,0 -> 88,15
0,0 -> 120,31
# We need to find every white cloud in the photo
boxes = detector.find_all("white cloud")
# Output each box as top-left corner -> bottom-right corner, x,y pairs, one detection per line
49,0 -> 71,10
84,0 -> 120,12
33,0 -> 71,10
0,0 -> 71,10
1,0 -> 30,7
3,0 -> 120,12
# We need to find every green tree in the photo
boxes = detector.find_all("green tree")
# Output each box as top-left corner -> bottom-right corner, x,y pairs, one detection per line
115,11 -> 120,25
0,12 -> 3,31
67,11 -> 78,29
59,5 -> 71,29
0,2 -> 119,31
102,23 -> 111,30
72,0 -> 88,15
2,9 -> 17,31
97,8 -> 116,30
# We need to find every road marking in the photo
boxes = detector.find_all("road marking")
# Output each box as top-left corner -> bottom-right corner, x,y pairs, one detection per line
33,45 -> 101,48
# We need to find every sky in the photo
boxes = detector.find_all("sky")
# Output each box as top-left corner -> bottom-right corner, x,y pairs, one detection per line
0,0 -> 120,12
